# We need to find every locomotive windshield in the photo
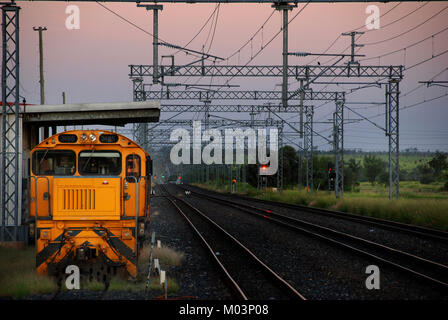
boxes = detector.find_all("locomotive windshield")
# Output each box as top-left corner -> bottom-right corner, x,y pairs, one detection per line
32,150 -> 76,176
79,150 -> 121,176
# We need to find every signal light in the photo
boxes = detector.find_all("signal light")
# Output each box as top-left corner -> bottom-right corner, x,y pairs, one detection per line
261,165 -> 268,171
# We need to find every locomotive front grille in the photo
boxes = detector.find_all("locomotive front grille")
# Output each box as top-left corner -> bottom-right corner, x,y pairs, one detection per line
53,177 -> 121,220
62,188 -> 96,210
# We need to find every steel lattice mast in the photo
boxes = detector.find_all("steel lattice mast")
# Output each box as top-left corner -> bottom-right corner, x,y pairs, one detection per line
1,4 -> 21,242
0,0 -> 419,242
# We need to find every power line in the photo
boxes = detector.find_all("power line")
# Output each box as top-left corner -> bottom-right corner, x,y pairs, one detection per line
305,3 -> 434,94
405,49 -> 448,70
224,9 -> 276,62
219,1 -> 310,88
306,2 -> 402,65
360,26 -> 448,63
96,1 -> 220,61
96,2 -> 158,40
313,51 -> 448,121
204,4 -> 220,54
363,5 -> 448,46
181,4 -> 221,54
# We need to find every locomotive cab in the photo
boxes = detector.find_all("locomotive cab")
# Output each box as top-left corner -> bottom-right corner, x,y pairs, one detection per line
29,130 -> 152,282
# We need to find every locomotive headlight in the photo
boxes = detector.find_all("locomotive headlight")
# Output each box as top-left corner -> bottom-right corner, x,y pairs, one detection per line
81,133 -> 88,141
89,134 -> 97,142
41,230 -> 50,240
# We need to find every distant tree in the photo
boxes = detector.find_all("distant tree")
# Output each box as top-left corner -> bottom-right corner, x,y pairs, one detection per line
280,145 -> 299,188
379,170 -> 389,187
417,164 -> 435,184
343,165 -> 359,192
428,151 -> 448,178
363,155 -> 385,185
347,158 -> 362,182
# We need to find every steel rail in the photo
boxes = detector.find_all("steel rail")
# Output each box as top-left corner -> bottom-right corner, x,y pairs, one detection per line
187,185 -> 448,244
159,185 -> 248,300
161,185 -> 306,300
181,186 -> 448,292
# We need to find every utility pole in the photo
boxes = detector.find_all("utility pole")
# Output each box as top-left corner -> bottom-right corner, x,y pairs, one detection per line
137,4 -> 163,84
1,4 -> 21,242
298,142 -> 303,191
342,31 -> 364,64
203,99 -> 211,184
333,99 -> 345,198
33,26 -> 48,138
298,78 -> 305,138
33,27 -> 47,104
304,106 -> 314,194
137,4 -> 162,155
386,79 -> 400,199
277,122 -> 284,192
62,92 -> 67,131
273,2 -> 296,109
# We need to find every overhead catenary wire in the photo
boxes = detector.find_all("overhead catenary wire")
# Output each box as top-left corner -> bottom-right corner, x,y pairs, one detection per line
363,5 -> 448,46
97,2 -> 447,151
306,2 -> 403,65
360,26 -> 448,63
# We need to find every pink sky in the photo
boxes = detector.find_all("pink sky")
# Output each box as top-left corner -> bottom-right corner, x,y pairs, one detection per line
19,1 -> 448,151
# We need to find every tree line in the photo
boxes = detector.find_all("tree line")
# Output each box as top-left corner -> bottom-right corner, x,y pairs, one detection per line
246,147 -> 448,191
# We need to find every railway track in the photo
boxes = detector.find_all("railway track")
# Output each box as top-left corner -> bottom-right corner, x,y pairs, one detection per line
159,185 -> 306,300
176,185 -> 448,294
184,185 -> 448,244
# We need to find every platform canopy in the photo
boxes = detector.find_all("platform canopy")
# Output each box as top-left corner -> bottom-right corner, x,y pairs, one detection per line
21,101 -> 160,127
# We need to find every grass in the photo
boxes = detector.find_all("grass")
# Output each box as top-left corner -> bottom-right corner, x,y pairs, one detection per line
136,244 -> 183,294
0,242 -> 184,299
352,181 -> 448,200
344,153 -> 434,172
139,245 -> 184,268
196,181 -> 448,232
0,246 -> 58,299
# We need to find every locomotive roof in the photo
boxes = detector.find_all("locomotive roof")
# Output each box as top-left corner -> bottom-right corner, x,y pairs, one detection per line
33,130 -> 148,156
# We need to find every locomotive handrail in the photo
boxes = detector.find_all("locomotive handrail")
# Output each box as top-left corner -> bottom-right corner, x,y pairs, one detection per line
123,175 -> 140,251
30,176 -> 51,219
122,176 -> 140,219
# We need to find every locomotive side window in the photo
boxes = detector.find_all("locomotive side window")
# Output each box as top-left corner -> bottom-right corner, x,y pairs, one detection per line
126,154 -> 141,182
32,150 -> 76,176
79,150 -> 121,176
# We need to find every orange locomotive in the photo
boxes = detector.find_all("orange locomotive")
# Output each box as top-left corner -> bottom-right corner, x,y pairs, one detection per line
29,130 -> 152,282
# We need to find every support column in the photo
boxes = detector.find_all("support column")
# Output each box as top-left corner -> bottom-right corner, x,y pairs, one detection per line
152,7 -> 160,84
386,79 -> 400,199
33,26 -> 48,141
131,78 -> 147,149
297,143 -> 302,191
135,4 -> 162,154
137,4 -> 163,84
1,4 -> 22,242
277,123 -> 284,192
273,3 -> 295,109
304,106 -> 313,194
298,79 -> 305,138
333,99 -> 344,198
